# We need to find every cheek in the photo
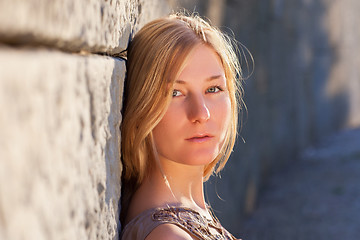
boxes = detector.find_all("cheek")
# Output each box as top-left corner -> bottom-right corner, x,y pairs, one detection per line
214,96 -> 232,132
151,105 -> 180,150
153,106 -> 179,135
152,121 -> 168,157
216,97 -> 232,157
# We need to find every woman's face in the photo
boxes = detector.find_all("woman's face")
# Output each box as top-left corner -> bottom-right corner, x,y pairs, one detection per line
152,44 -> 231,167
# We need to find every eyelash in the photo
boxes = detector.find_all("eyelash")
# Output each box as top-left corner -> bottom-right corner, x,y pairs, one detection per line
172,90 -> 182,97
206,85 -> 223,93
172,85 -> 223,97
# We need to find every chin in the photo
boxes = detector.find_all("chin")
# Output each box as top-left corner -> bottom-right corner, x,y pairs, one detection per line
178,152 -> 218,166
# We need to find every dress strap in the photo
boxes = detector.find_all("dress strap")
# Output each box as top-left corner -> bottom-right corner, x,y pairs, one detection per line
121,208 -> 164,240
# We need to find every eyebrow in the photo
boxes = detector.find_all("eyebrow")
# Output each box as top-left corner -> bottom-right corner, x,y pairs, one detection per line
175,75 -> 224,84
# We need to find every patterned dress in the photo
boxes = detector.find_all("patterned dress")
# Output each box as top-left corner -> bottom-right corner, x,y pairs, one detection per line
121,206 -> 240,240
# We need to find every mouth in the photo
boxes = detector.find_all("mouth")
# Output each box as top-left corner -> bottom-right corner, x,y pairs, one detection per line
186,134 -> 214,143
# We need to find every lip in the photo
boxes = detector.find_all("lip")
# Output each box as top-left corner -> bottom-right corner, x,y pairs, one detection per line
185,134 -> 214,143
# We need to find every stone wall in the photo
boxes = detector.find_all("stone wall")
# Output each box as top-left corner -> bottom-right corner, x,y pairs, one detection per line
0,1 -> 169,239
2,0 -> 359,238
173,0 -> 360,235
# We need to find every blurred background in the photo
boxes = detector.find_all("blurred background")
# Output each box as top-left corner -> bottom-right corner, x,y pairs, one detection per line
170,0 -> 360,239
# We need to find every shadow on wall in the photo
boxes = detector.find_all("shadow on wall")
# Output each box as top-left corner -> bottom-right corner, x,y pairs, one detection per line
173,0 -> 360,236
104,59 -> 124,228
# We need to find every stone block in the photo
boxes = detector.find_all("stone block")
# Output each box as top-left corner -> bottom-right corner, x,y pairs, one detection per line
0,0 -> 170,54
0,47 -> 124,240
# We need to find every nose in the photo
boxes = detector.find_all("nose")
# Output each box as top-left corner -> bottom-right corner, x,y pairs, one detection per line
187,94 -> 210,123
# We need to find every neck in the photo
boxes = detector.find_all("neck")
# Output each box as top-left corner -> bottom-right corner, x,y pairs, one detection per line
158,158 -> 206,209
125,158 -> 209,224
143,158 -> 207,211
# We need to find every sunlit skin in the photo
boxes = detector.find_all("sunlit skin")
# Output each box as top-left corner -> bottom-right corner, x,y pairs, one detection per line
152,44 -> 231,167
126,44 -> 232,239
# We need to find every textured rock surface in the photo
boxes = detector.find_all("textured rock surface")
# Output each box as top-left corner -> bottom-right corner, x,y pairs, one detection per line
0,47 -> 124,239
0,0 -> 169,54
0,1 -> 170,239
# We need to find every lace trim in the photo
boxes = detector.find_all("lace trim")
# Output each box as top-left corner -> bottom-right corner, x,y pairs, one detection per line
151,207 -> 237,240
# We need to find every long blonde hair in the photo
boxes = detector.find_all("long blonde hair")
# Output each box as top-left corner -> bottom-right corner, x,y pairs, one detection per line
121,13 -> 243,192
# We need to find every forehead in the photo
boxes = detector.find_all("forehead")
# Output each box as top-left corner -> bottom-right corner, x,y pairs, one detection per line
177,44 -> 225,81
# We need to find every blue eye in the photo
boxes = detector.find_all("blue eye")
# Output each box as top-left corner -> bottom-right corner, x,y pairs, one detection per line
172,90 -> 182,97
207,86 -> 222,93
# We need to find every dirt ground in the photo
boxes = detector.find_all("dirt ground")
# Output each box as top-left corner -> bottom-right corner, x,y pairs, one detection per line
240,127 -> 360,240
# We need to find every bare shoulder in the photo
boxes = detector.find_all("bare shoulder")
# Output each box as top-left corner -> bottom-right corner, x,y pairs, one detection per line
145,223 -> 194,240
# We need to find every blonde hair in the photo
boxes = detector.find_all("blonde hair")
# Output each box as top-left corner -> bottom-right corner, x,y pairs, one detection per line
121,13 -> 244,190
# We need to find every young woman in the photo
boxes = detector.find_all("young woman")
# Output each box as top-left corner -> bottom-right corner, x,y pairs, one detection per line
120,13 -> 244,240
